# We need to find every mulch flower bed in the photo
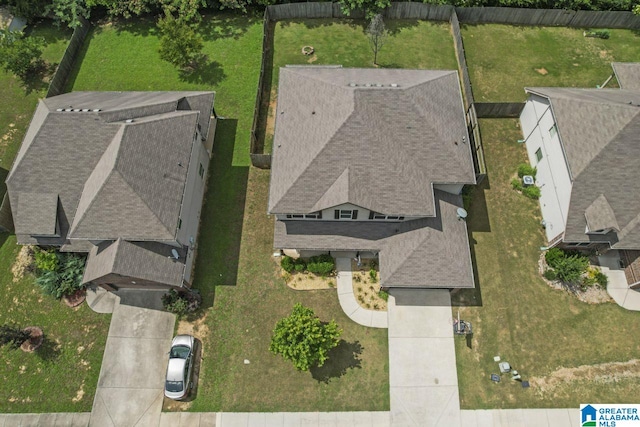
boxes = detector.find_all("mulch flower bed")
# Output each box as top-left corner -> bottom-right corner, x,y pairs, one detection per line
63,288 -> 87,308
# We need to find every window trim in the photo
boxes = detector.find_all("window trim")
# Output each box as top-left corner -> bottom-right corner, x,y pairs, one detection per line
549,124 -> 558,139
198,163 -> 205,178
535,147 -> 543,163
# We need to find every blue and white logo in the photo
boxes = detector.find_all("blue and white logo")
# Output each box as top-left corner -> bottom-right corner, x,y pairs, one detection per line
581,404 -> 640,427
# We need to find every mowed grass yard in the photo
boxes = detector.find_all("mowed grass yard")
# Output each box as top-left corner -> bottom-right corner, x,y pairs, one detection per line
68,14 -> 389,412
0,21 -> 112,413
461,25 -> 640,101
455,119 -> 640,409
257,19 -> 458,153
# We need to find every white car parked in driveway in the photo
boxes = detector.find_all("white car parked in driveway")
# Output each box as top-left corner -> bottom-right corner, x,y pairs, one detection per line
164,335 -> 194,400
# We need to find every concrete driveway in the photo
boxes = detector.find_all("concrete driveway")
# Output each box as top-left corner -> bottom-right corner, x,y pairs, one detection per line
90,290 -> 175,427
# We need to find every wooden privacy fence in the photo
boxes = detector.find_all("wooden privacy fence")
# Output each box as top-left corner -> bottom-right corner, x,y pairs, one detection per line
250,8 -> 273,169
474,102 -> 526,118
46,17 -> 91,98
0,193 -> 13,233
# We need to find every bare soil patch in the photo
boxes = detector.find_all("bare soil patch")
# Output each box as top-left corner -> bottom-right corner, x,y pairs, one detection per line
535,67 -> 548,75
538,254 -> 611,304
12,245 -> 35,282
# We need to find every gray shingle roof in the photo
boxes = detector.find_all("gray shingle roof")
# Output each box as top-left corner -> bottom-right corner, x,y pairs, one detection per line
83,239 -> 186,287
584,194 -> 619,232
274,190 -> 474,288
12,192 -> 58,236
6,91 -> 214,244
269,67 -> 475,216
526,87 -> 640,248
612,62 -> 640,90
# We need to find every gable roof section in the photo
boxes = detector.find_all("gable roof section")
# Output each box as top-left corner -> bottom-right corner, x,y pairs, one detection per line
269,67 -> 475,216
526,87 -> 640,248
612,62 -> 640,90
7,92 -> 213,244
83,239 -> 186,287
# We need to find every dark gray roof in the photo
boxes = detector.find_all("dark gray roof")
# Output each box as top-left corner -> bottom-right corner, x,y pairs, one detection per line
7,91 -> 214,244
612,62 -> 640,90
526,87 -> 640,248
274,190 -> 474,288
12,193 -> 58,236
83,239 -> 186,287
269,67 -> 475,216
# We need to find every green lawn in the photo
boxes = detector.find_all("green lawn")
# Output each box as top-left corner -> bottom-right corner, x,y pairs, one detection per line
257,19 -> 458,153
0,20 -> 72,172
0,236 -> 111,412
461,25 -> 640,102
455,119 -> 640,409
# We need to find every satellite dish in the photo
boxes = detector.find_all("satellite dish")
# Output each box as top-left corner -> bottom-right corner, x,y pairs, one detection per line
457,208 -> 468,220
171,249 -> 179,259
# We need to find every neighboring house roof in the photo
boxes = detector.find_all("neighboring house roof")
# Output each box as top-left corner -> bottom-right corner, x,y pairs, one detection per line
83,239 -> 186,287
274,190 -> 474,288
525,87 -> 640,248
269,67 -> 475,216
612,62 -> 640,90
6,91 -> 214,245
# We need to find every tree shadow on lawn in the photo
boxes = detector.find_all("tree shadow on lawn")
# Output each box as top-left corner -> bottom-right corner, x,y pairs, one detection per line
23,61 -> 58,95
310,339 -> 363,383
191,118 -> 248,311
198,14 -> 258,42
179,59 -> 226,86
35,334 -> 62,363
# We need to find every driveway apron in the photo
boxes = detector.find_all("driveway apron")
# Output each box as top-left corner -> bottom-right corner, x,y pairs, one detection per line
90,290 -> 175,427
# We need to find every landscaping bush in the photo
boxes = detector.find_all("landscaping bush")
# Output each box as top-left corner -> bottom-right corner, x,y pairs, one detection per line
34,248 -> 59,272
378,290 -> 389,301
546,250 -> 589,284
522,185 -> 541,200
545,247 -> 565,269
307,254 -> 335,276
0,325 -> 31,350
35,252 -> 86,299
511,178 -> 523,191
281,256 -> 296,273
369,269 -> 378,283
543,269 -> 557,281
517,163 -> 537,178
584,267 -> 609,289
294,263 -> 305,272
161,289 -> 201,316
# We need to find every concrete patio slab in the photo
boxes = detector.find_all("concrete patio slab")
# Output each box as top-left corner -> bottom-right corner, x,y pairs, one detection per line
86,286 -> 118,314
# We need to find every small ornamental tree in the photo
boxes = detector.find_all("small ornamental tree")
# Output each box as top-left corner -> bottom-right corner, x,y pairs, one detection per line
0,29 -> 45,83
157,12 -> 204,70
338,0 -> 390,20
0,325 -> 31,350
367,14 -> 388,66
270,303 -> 341,371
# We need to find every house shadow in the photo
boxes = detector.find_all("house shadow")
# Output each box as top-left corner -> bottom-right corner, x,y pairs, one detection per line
310,339 -> 363,383
191,118 -> 249,310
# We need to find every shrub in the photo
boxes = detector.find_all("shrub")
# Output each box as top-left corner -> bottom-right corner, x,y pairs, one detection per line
307,254 -> 335,276
554,253 -> 589,283
294,263 -> 305,272
522,185 -> 541,200
511,178 -> 523,191
517,163 -> 537,178
378,290 -> 389,301
0,29 -> 45,83
281,256 -> 296,273
545,248 -> 565,269
162,289 -> 200,316
35,253 -> 86,299
34,248 -> 59,272
369,269 -> 378,283
585,29 -> 610,39
543,269 -> 557,281
0,325 -> 31,350
584,267 -> 609,289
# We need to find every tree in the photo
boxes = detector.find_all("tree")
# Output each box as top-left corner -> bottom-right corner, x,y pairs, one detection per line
157,12 -> 205,70
367,14 -> 388,65
0,29 -> 45,83
337,0 -> 390,20
48,0 -> 90,28
269,303 -> 341,371
0,325 -> 31,350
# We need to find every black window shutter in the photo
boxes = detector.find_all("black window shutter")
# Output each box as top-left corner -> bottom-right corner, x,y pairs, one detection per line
352,210 -> 358,220
318,211 -> 323,219
334,210 -> 340,219
369,211 -> 374,220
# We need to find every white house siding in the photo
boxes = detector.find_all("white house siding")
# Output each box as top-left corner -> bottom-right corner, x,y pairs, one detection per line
520,94 -> 573,243
276,203 -> 426,222
433,183 -> 464,195
176,139 -> 211,285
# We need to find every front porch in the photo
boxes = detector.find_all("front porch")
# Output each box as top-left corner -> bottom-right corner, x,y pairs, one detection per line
595,250 -> 640,311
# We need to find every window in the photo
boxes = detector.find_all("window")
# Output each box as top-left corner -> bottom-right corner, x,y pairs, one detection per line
535,148 -> 543,163
334,209 -> 358,220
369,212 -> 405,221
549,124 -> 558,138
286,214 -> 304,219
285,212 -> 322,219
177,218 -> 182,229
198,163 -> 205,178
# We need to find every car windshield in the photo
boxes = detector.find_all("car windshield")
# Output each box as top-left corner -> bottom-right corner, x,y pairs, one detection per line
170,345 -> 190,359
165,380 -> 183,393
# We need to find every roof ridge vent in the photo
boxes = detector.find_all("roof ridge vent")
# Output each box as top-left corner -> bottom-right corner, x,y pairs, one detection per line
348,83 -> 357,87
125,119 -> 134,123
390,83 -> 399,88
56,108 -> 63,112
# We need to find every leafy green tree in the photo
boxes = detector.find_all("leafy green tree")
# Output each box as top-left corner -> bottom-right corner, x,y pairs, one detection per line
367,13 -> 388,65
157,12 -> 205,70
5,0 -> 50,22
338,0 -> 390,19
0,29 -> 45,82
270,303 -> 341,371
49,0 -> 90,28
0,325 -> 31,349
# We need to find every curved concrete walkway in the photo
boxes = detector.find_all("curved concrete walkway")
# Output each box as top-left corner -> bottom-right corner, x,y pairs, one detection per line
597,252 -> 640,311
336,257 -> 388,328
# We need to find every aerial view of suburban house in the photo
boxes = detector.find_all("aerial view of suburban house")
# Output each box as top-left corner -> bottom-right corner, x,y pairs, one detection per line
4,91 -> 216,290
519,62 -> 640,289
268,66 -> 477,289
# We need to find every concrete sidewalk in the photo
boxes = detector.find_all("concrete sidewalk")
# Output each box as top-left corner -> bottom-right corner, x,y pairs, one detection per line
388,289 -> 460,427
336,257 -> 388,328
89,290 -> 176,427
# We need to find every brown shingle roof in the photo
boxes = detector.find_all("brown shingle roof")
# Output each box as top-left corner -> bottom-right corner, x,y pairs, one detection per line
269,67 -> 475,216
